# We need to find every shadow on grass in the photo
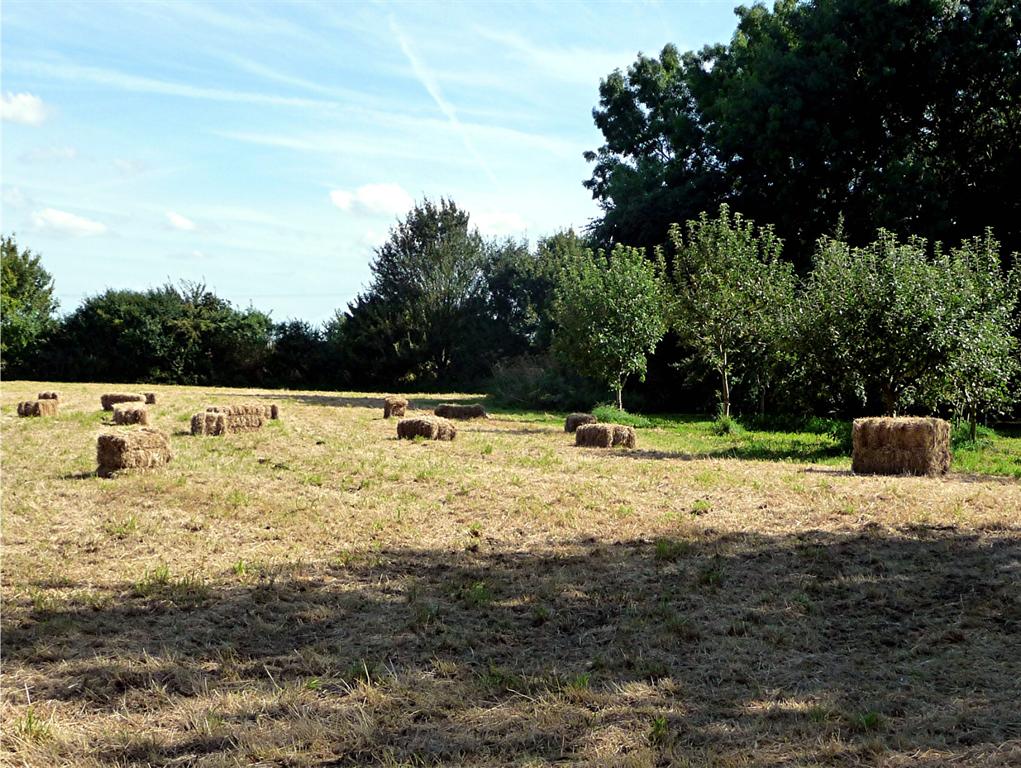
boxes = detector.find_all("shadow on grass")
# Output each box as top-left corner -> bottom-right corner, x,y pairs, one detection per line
239,392 -> 491,412
5,529 -> 1019,765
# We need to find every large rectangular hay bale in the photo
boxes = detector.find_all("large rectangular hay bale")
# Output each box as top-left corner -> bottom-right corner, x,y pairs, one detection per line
206,403 -> 278,420
97,427 -> 172,477
575,423 -> 636,449
38,391 -> 59,400
565,413 -> 596,433
101,392 -> 144,411
384,396 -> 408,419
113,404 -> 149,425
434,403 -> 488,420
397,416 -> 457,441
17,400 -> 59,417
191,409 -> 264,435
852,417 -> 951,476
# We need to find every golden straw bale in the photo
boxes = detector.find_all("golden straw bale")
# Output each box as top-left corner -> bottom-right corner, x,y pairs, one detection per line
575,423 -> 636,449
206,403 -> 278,419
384,396 -> 408,419
397,416 -> 457,441
433,403 -> 488,420
192,409 -> 264,435
37,391 -> 59,400
96,427 -> 172,477
113,404 -> 149,426
852,417 -> 951,476
101,393 -> 144,411
191,412 -> 225,436
17,400 -> 59,417
144,392 -> 157,405
565,413 -> 596,433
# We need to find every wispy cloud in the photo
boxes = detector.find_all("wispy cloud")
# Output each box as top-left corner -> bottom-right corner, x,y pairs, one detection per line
474,28 -> 635,85
20,145 -> 77,163
472,210 -> 529,237
32,207 -> 107,237
166,211 -> 197,231
388,16 -> 498,185
1,92 -> 48,125
330,183 -> 413,217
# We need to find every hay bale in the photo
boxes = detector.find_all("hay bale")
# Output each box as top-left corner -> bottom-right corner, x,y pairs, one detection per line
384,396 -> 408,419
38,391 -> 59,400
565,413 -> 596,433
206,403 -> 278,419
97,427 -> 172,477
144,392 -> 157,405
852,417 -> 951,476
397,416 -> 457,441
113,404 -> 149,426
101,393 -> 144,411
17,400 -> 59,417
433,403 -> 489,420
191,409 -> 264,436
575,423 -> 636,449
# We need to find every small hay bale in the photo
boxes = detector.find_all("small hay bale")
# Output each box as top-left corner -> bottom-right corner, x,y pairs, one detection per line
434,403 -> 489,420
397,416 -> 457,441
144,392 -> 157,405
38,391 -> 59,400
101,392 -> 144,411
113,404 -> 149,426
97,427 -> 172,477
17,400 -> 59,417
191,412 -> 225,436
206,403 -> 278,419
384,396 -> 408,419
575,423 -> 636,449
565,413 -> 596,433
852,416 -> 951,476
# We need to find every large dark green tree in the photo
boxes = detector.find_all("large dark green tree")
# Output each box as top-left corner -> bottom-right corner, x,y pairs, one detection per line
1,234 -> 58,375
586,0 -> 1021,265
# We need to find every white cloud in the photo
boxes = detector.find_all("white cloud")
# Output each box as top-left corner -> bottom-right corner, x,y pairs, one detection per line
330,183 -> 413,217
2,186 -> 28,208
473,210 -> 529,237
1,92 -> 48,125
166,211 -> 197,231
31,208 -> 107,237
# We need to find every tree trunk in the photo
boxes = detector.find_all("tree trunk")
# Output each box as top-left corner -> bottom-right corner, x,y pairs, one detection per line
720,351 -> 730,418
970,409 -> 977,442
616,383 -> 623,411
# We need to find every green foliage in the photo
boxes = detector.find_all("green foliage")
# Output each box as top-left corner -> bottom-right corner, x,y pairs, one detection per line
796,229 -> 1019,418
586,1 -> 1021,265
552,244 -> 667,409
486,352 -> 604,411
667,205 -> 796,417
1,234 -> 58,374
591,404 -> 653,428
711,413 -> 743,436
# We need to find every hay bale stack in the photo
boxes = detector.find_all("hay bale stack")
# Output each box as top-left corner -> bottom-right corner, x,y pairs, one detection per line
97,427 -> 172,477
433,403 -> 489,420
38,391 -> 59,400
383,396 -> 408,419
565,413 -> 596,433
852,417 -> 951,476
206,403 -> 278,420
397,416 -> 457,441
191,409 -> 264,436
17,400 -> 59,417
113,404 -> 149,426
575,423 -> 636,449
144,392 -> 157,405
101,393 -> 144,411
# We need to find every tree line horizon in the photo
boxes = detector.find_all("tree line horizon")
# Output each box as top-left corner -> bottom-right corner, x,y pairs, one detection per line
3,0 -> 1019,425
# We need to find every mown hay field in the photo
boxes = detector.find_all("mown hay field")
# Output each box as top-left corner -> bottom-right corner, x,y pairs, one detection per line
2,382 -> 1020,767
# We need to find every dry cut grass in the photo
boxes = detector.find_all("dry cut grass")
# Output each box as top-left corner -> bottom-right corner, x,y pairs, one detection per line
2,382 -> 1020,767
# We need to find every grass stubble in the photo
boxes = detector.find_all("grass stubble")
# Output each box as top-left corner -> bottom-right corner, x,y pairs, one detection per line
1,382 -> 1019,767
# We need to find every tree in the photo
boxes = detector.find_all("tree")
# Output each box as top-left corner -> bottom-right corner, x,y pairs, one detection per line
339,198 -> 506,387
666,206 -> 795,417
1,234 -> 58,375
586,0 -> 1021,266
552,245 -> 666,409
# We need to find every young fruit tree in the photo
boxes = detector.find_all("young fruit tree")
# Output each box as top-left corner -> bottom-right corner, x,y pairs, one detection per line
666,205 -> 796,417
552,245 -> 666,410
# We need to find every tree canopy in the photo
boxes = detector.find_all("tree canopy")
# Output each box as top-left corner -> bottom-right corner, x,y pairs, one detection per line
1,234 -> 58,375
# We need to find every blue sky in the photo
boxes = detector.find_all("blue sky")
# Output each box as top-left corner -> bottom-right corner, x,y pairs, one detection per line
1,1 -> 741,323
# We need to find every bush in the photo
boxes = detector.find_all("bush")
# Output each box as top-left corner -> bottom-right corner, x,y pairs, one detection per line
951,421 -> 996,450
711,413 -> 744,436
592,404 -> 654,428
487,353 -> 604,411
